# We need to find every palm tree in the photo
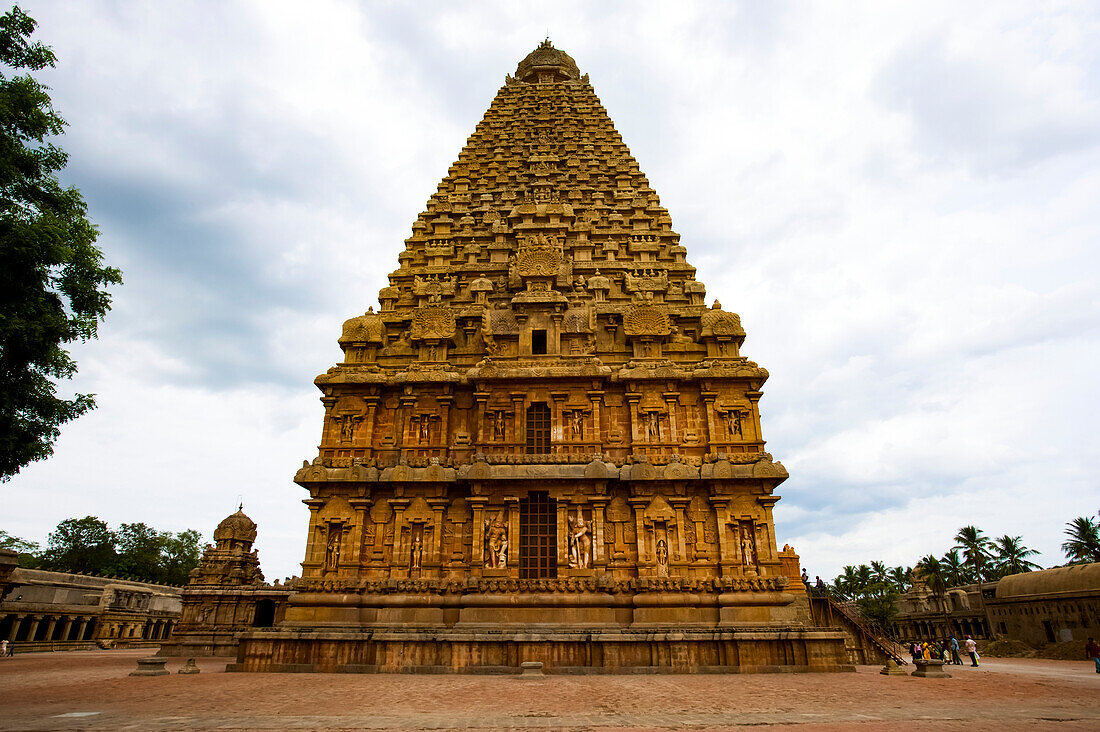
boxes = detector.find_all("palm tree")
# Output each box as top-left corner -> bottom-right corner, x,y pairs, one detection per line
916,554 -> 949,617
1061,516 -> 1100,564
940,549 -> 968,587
854,564 -> 873,597
870,561 -> 889,586
888,565 -> 911,593
993,535 -> 1041,576
955,525 -> 995,636
954,526 -> 994,583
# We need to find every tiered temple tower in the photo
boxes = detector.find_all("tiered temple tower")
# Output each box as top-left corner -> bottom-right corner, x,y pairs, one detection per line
235,42 -> 848,673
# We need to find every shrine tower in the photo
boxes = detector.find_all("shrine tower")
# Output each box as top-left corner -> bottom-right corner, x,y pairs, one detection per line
234,41 -> 848,673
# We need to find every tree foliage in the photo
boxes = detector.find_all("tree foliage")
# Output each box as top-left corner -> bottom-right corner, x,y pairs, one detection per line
5,515 -> 203,585
1062,516 -> 1100,564
0,6 -> 121,480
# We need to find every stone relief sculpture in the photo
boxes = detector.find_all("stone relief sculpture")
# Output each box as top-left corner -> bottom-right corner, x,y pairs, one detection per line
656,538 -> 670,577
739,521 -> 757,569
567,509 -> 592,568
484,510 -> 509,569
324,526 -> 342,572
410,530 -> 423,571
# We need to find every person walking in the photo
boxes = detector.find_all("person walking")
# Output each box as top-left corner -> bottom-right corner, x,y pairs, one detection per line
1085,637 -> 1100,674
0,639 -> 6,658
948,635 -> 963,665
964,635 -> 979,666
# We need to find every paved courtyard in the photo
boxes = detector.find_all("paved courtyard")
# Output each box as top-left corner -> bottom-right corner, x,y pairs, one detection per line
0,649 -> 1098,730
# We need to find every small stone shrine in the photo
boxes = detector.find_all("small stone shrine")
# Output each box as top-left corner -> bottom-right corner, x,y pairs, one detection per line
159,507 -> 290,657
234,41 -> 849,673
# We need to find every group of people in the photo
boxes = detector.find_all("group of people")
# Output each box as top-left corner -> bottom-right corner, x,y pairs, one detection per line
910,635 -> 979,667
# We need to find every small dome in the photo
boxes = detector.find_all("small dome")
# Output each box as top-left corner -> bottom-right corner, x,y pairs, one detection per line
700,307 -> 745,338
339,308 -> 384,345
469,274 -> 494,293
213,508 -> 257,544
516,40 -> 580,83
587,270 -> 611,290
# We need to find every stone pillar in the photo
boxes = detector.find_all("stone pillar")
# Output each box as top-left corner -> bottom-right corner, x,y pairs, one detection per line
555,499 -> 569,569
428,499 -> 449,569
389,498 -> 411,572
590,495 -> 608,567
74,618 -> 87,642
587,390 -> 604,443
746,390 -> 763,444
25,616 -> 40,642
362,396 -> 379,456
628,499 -> 648,568
398,395 -> 416,449
43,616 -> 57,642
60,617 -> 73,642
550,392 -> 567,447
8,615 -> 22,642
474,392 -> 489,443
669,498 -> 690,564
511,392 -> 525,449
438,394 -> 454,450
302,498 -> 326,576
348,497 -> 372,567
664,392 -> 680,443
701,390 -> 718,454
626,393 -> 641,444
709,496 -> 735,574
469,495 -> 487,574
505,497 -> 520,572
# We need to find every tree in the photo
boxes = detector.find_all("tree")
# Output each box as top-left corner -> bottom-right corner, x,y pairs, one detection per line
954,526 -> 993,584
40,515 -> 115,574
916,554 -> 948,614
0,6 -> 122,480
1061,516 -> 1100,564
940,549 -> 968,587
111,522 -> 166,582
992,535 -> 1041,577
888,565 -> 911,593
161,529 -> 202,586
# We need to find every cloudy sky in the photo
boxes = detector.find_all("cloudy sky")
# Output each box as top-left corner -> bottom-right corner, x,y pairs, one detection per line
7,0 -> 1099,582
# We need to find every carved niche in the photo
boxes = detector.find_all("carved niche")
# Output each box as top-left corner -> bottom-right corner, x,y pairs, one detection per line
516,233 -> 563,278
410,297 -> 456,341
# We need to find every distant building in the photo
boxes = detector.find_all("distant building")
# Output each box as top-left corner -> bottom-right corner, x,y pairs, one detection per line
986,563 -> 1100,646
0,549 -> 181,651
890,563 -> 1100,647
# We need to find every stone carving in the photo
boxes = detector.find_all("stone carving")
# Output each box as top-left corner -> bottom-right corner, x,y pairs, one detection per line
739,521 -> 758,569
516,233 -> 562,277
339,308 -> 384,344
483,510 -> 509,569
410,298 -> 456,340
624,299 -> 671,337
567,509 -> 592,569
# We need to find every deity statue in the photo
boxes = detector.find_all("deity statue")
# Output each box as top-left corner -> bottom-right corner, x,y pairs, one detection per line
570,411 -> 584,440
484,511 -> 508,569
493,411 -> 506,441
419,417 -> 430,443
656,538 -> 669,576
325,529 -> 341,572
410,532 -> 423,571
339,416 -> 355,442
647,412 -> 659,440
739,524 -> 756,568
726,410 -> 743,439
567,510 -> 592,568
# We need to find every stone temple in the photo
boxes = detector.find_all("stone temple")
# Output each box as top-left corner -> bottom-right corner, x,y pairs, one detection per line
234,41 -> 849,673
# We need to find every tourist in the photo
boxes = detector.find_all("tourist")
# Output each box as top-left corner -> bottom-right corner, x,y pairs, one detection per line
911,641 -> 921,663
801,569 -> 809,587
814,576 -> 825,596
1085,637 -> 1100,674
0,639 -> 6,658
948,635 -> 963,665
964,635 -> 979,666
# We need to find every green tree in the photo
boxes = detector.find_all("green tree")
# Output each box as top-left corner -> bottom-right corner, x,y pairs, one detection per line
40,515 -> 115,574
161,528 -> 202,586
992,534 -> 1041,577
954,526 -> 994,584
0,6 -> 122,480
111,522 -> 166,582
1061,516 -> 1100,564
940,549 -> 968,587
887,565 -> 911,593
916,554 -> 948,614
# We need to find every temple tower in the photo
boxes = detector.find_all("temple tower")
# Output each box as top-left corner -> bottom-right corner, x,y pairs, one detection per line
235,41 -> 848,673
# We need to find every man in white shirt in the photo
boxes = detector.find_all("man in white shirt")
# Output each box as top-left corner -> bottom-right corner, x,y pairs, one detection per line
964,635 -> 979,666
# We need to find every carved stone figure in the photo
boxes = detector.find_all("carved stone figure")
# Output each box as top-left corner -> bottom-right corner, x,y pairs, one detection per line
647,412 -> 659,440
567,510 -> 591,568
493,411 -> 506,441
726,409 -> 743,439
570,411 -> 584,440
325,529 -> 341,572
410,532 -> 423,570
656,539 -> 669,576
484,511 -> 508,569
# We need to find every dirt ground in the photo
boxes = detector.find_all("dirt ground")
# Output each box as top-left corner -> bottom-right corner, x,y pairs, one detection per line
0,649 -> 1098,731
